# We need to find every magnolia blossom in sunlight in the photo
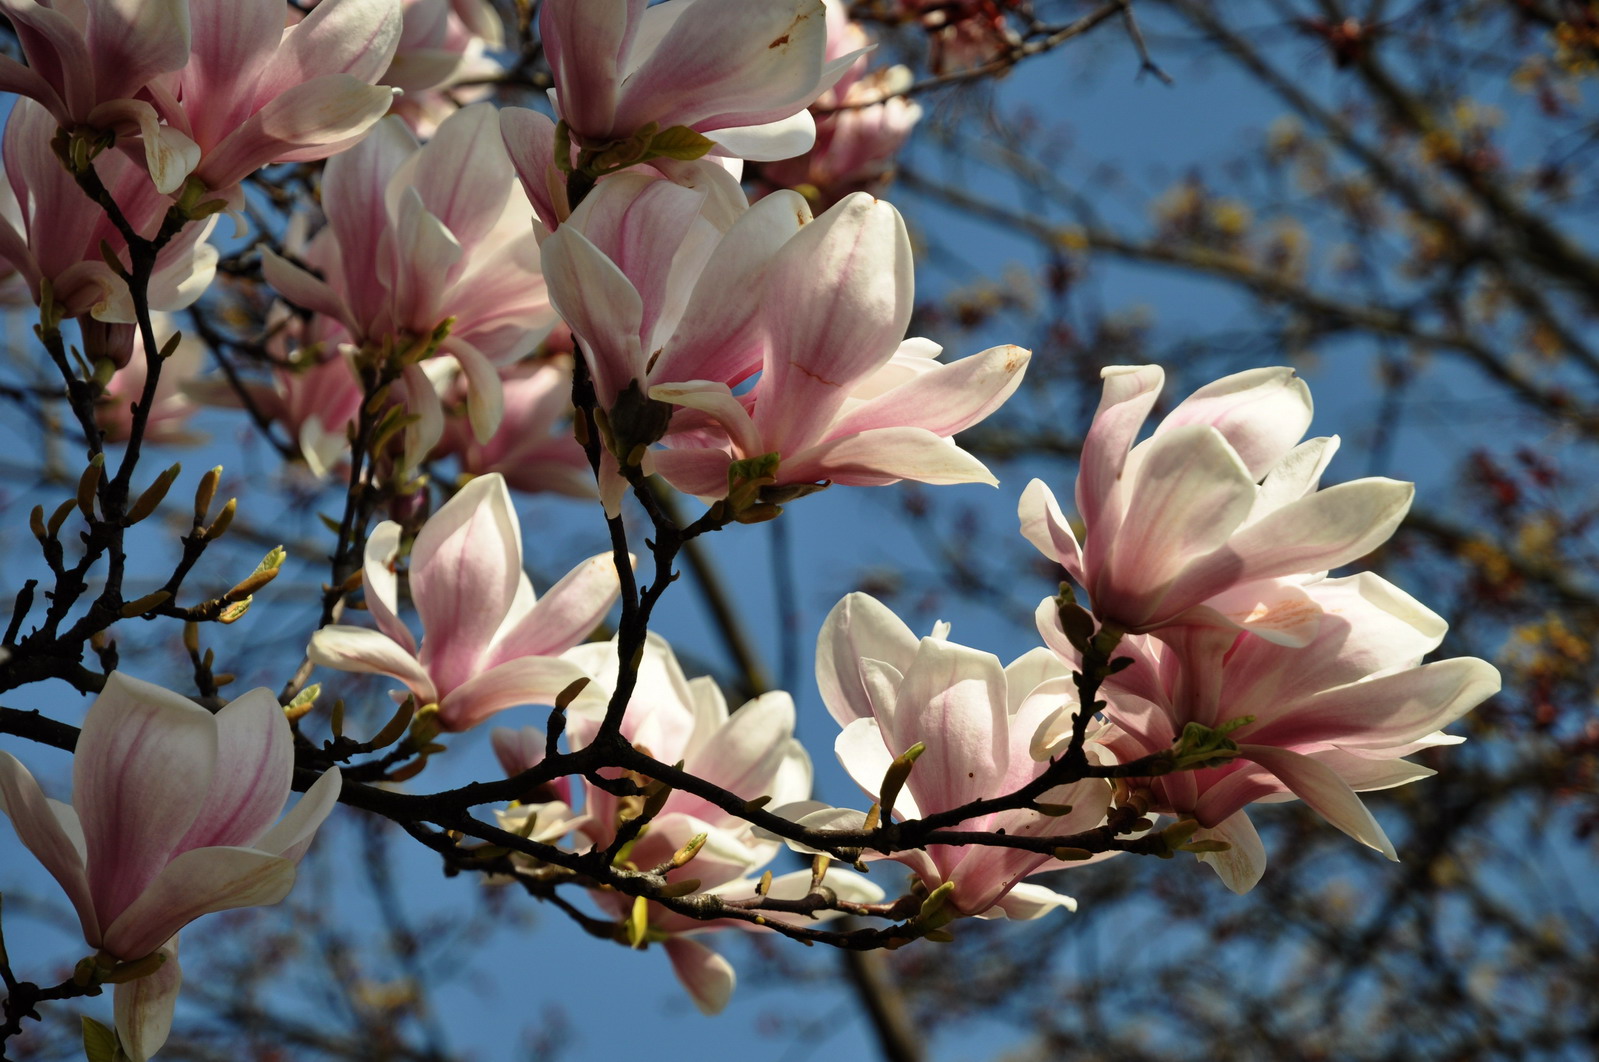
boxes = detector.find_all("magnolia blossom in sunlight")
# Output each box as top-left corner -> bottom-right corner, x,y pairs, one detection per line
262,104 -> 558,458
541,0 -> 851,162
559,634 -> 879,1014
760,0 -> 923,205
0,673 -> 342,1061
0,0 -> 197,192
156,0 -> 401,198
307,473 -> 619,732
1034,573 -> 1500,893
650,193 -> 1029,498
1020,365 -> 1414,645
0,100 -> 217,326
784,593 -> 1111,919
539,171 -> 807,407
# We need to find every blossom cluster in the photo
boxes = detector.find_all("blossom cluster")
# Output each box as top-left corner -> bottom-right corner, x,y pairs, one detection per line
0,0 -> 1500,1055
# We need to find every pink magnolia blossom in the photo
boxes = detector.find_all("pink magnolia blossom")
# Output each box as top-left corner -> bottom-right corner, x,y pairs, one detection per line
559,634 -> 878,1014
307,473 -> 619,732
541,0 -> 849,163
539,168 -> 805,408
0,673 -> 342,1061
262,104 -> 557,455
150,0 -> 402,198
437,358 -> 593,498
1020,365 -> 1414,644
650,194 -> 1029,497
801,593 -> 1110,918
1034,573 -> 1500,893
761,0 -> 922,206
0,0 -> 197,192
0,99 -> 217,325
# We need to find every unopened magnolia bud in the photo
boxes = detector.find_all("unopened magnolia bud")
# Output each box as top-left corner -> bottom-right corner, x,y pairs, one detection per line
226,546 -> 285,600
193,466 -> 221,523
127,463 -> 181,525
204,497 -> 237,540
119,590 -> 171,617
76,454 -> 104,520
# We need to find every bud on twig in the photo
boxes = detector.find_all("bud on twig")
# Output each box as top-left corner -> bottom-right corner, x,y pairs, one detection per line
76,454 -> 104,520
126,463 -> 181,525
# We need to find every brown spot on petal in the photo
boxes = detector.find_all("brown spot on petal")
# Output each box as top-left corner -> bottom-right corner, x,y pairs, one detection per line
794,363 -> 843,387
1004,347 -> 1027,372
770,33 -> 790,48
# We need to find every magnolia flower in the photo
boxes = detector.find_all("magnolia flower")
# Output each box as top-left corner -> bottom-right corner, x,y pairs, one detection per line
262,104 -> 557,453
154,0 -> 403,199
560,634 -> 879,1014
1035,573 -> 1501,893
0,0 -> 196,191
1020,365 -> 1414,645
307,473 -> 619,731
541,0 -> 849,162
0,673 -> 342,1061
650,194 -> 1029,498
0,99 -> 217,325
539,170 -> 806,408
798,593 -> 1110,918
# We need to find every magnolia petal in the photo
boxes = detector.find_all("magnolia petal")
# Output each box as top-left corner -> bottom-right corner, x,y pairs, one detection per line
829,344 -> 1031,440
410,104 -> 512,248
782,426 -> 997,487
74,674 -> 218,931
0,751 -> 96,942
541,224 -> 646,404
1190,477 -> 1414,596
197,76 -> 400,191
437,655 -> 597,731
815,592 -> 919,728
680,692 -> 802,812
663,937 -> 735,1016
1017,479 -> 1085,582
262,0 -> 404,94
540,0 -> 643,136
86,98 -> 198,194
487,552 -> 623,664
1077,364 -> 1163,531
173,687 -> 291,851
757,194 -> 913,450
499,106 -> 564,231
261,248 -> 349,324
982,882 -> 1078,920
649,380 -> 761,456
361,520 -> 416,653
889,638 -> 1008,815
1194,811 -> 1267,895
306,624 -> 437,702
653,189 -> 812,386
617,0 -> 827,132
253,767 -> 343,865
410,472 -> 522,691
1096,424 -> 1255,627
1237,744 -> 1397,860
1252,657 -> 1499,750
705,109 -> 817,161
113,939 -> 181,1062
1154,366 -> 1312,480
650,445 -> 734,500
87,0 -> 191,102
102,847 -> 297,960
1182,577 -> 1324,648
1251,435 -> 1340,519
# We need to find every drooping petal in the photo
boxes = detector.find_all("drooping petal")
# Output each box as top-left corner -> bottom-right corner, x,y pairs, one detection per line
1193,811 -> 1266,895
662,937 -> 736,1016
983,882 -> 1078,920
829,344 -> 1030,440
0,751 -> 97,942
1235,744 -> 1397,860
113,938 -> 181,1062
360,520 -> 416,653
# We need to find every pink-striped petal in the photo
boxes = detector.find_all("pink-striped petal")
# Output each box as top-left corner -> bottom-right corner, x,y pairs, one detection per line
102,847 -> 296,960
